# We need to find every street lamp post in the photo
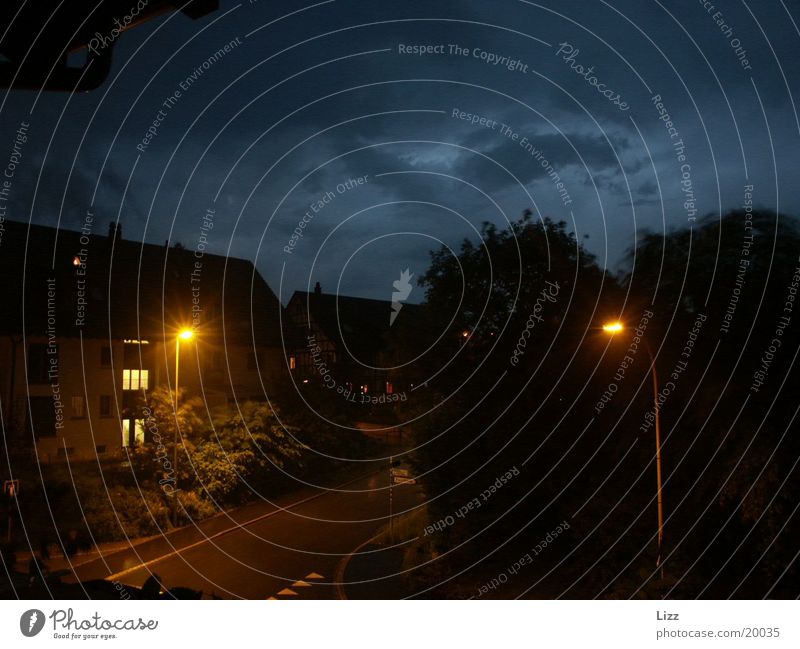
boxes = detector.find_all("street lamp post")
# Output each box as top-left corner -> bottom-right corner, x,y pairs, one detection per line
603,321 -> 665,579
173,328 -> 194,527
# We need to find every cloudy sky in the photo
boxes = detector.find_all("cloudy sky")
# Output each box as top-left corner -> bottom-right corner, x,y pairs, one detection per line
2,0 -> 798,303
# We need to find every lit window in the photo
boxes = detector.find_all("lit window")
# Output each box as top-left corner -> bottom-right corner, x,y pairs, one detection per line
71,396 -> 85,418
122,369 -> 149,390
122,419 -> 146,447
386,382 -> 393,394
361,384 -> 369,394
135,420 -> 145,444
289,356 -> 296,370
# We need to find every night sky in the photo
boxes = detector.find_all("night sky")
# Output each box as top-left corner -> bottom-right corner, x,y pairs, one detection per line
1,0 -> 798,303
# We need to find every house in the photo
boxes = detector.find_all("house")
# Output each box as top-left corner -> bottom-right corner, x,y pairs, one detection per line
0,219 -> 286,461
286,283 -> 419,398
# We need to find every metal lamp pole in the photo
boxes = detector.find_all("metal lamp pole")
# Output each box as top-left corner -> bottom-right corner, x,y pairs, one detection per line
603,322 -> 665,579
644,342 -> 665,580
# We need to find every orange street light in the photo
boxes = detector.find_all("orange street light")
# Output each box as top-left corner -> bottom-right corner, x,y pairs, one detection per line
602,320 -> 665,579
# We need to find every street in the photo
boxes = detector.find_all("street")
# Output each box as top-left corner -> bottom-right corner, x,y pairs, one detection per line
67,461 -> 422,599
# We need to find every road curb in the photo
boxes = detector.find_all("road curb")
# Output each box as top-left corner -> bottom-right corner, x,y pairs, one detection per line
334,525 -> 389,600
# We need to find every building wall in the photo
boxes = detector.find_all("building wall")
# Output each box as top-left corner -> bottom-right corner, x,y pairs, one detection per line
0,336 -> 123,462
0,335 -> 285,462
179,341 -> 286,405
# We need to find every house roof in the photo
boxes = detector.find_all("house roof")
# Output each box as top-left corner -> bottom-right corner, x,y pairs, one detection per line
0,219 -> 284,345
289,289 -> 421,362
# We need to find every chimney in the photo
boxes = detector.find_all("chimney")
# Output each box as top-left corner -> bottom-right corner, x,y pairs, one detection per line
108,222 -> 122,240
314,281 -> 322,297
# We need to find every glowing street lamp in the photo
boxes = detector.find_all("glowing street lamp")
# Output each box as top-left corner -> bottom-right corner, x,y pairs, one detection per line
603,320 -> 665,579
172,328 -> 194,526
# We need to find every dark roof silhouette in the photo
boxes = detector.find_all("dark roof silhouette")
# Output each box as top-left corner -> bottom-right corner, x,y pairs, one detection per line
0,219 -> 283,345
289,289 -> 421,362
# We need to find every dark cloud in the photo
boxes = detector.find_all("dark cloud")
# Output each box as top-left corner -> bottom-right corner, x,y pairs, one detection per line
0,0 -> 798,300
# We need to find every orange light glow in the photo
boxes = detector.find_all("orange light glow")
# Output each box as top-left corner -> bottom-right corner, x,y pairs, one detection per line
602,321 -> 624,334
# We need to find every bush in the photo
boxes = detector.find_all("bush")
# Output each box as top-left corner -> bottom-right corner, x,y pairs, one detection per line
82,485 -> 170,541
176,490 -> 218,523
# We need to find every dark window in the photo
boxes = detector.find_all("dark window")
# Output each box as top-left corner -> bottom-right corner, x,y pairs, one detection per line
27,344 -> 50,384
99,395 -> 112,417
56,447 -> 74,458
27,396 -> 56,438
123,342 -> 147,364
95,445 -> 106,454
100,346 -> 111,366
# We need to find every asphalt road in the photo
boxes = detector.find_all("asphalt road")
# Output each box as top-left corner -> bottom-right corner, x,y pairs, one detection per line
68,463 -> 423,599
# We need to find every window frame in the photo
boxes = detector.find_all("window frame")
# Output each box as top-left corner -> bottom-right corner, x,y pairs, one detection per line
71,395 -> 86,419
27,343 -> 51,384
122,368 -> 149,391
99,395 -> 112,418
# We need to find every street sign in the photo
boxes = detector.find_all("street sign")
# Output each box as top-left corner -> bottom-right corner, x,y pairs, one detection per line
392,476 -> 416,485
3,479 -> 19,498
391,468 -> 410,478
